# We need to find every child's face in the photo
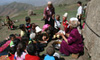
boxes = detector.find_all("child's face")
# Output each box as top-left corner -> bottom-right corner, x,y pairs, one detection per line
42,36 -> 46,41
63,17 -> 67,21
32,24 -> 35,29
77,3 -> 80,6
56,16 -> 60,21
28,19 -> 31,23
11,37 -> 15,41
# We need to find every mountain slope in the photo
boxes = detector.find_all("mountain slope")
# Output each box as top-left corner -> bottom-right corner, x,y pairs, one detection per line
0,2 -> 34,16
51,0 -> 87,4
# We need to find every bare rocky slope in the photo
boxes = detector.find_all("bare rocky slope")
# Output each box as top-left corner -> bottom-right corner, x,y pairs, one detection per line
51,0 -> 87,5
0,2 -> 34,16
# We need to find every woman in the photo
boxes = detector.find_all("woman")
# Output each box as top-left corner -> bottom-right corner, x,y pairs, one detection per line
43,1 -> 55,27
59,18 -> 83,56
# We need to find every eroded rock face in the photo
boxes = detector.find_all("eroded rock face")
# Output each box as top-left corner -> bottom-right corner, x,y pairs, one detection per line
84,0 -> 100,60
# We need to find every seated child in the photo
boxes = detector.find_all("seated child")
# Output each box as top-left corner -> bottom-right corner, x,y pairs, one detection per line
35,33 -> 49,55
8,47 -> 16,60
62,13 -> 69,32
14,42 -> 26,60
54,15 -> 61,30
25,43 -> 40,60
9,34 -> 16,47
13,38 -> 20,47
5,16 -> 15,30
44,46 -> 55,60
21,36 -> 29,46
19,24 -> 27,37
29,33 -> 36,44
30,23 -> 36,34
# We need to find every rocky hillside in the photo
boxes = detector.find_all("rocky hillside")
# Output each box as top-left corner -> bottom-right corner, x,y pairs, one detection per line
84,0 -> 100,60
0,2 -> 34,16
51,0 -> 87,5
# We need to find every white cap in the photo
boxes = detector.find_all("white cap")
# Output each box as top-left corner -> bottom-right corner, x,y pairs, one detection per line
70,17 -> 78,21
48,1 -> 52,5
35,26 -> 42,33
30,33 -> 36,39
53,52 -> 60,58
63,13 -> 68,17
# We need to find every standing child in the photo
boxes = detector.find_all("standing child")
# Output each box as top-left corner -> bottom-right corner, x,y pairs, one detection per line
25,17 -> 32,37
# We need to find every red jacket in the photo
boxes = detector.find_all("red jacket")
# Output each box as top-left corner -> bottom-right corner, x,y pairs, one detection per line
25,54 -> 40,60
8,54 -> 14,60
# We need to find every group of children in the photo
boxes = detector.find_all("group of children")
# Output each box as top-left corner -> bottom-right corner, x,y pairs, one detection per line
6,15 -> 64,60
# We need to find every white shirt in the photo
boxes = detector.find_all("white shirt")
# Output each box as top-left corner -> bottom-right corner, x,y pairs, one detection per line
76,6 -> 83,17
54,20 -> 61,29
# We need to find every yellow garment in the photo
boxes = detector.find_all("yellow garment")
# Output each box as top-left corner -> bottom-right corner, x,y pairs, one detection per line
21,30 -> 27,37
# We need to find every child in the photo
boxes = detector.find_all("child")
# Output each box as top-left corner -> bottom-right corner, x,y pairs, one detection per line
8,47 -> 16,60
14,42 -> 26,60
21,36 -> 29,45
44,46 -> 55,60
30,23 -> 36,34
9,34 -> 16,47
13,38 -> 20,47
29,33 -> 36,44
25,43 -> 40,60
36,33 -> 49,54
19,24 -> 27,37
62,13 -> 69,32
25,17 -> 32,37
54,15 -> 61,30
37,33 -> 49,44
5,16 -> 15,30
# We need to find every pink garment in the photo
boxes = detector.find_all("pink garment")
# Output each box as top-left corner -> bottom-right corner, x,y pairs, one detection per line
42,24 -> 50,32
15,52 -> 26,60
83,23 -> 85,29
0,40 -> 11,53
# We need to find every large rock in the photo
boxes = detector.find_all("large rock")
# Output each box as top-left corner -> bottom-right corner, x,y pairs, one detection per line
84,0 -> 100,60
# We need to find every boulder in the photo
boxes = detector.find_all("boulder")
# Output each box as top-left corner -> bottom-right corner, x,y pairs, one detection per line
84,0 -> 100,60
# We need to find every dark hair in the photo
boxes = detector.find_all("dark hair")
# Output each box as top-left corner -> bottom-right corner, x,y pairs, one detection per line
6,16 -> 11,20
26,43 -> 36,55
19,24 -> 25,29
56,15 -> 60,18
9,34 -> 16,39
8,47 -> 16,56
13,38 -> 20,47
46,46 -> 55,56
77,1 -> 82,5
25,16 -> 30,22
17,42 -> 26,57
21,36 -> 29,45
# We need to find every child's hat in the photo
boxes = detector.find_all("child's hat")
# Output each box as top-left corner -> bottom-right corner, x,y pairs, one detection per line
35,26 -> 42,33
70,17 -> 78,21
63,13 -> 68,17
30,33 -> 36,39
